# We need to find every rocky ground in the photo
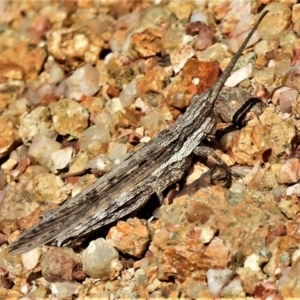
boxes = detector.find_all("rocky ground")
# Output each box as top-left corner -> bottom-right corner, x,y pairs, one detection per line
0,0 -> 300,299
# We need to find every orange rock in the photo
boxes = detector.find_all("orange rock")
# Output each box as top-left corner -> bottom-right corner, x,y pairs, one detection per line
107,218 -> 151,258
131,28 -> 163,58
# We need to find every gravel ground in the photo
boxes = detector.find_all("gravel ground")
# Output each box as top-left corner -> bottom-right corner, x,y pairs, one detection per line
1,0 -> 300,299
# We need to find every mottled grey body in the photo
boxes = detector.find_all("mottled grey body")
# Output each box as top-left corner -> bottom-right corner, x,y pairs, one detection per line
9,11 -> 268,255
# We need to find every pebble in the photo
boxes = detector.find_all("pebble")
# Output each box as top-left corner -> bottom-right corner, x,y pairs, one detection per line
79,125 -> 111,152
225,65 -> 253,87
227,16 -> 261,53
183,278 -> 209,299
82,238 -> 121,279
252,66 -> 275,85
0,187 -> 39,222
105,97 -> 124,115
0,41 -> 46,82
207,268 -> 235,297
0,116 -> 19,160
50,147 -> 74,172
244,253 -> 261,272
292,4 -> 300,33
50,282 -> 80,298
41,247 -> 82,282
18,106 -> 57,145
106,218 -> 151,258
108,142 -> 128,162
65,64 -> 100,100
254,39 -> 277,56
140,111 -> 166,134
278,197 -> 300,218
278,88 -> 298,113
1,158 -> 18,173
130,28 -> 163,58
32,173 -> 70,204
86,154 -> 112,173
68,152 -> 89,174
21,248 -> 41,270
192,23 -> 214,51
168,1 -> 194,20
221,278 -> 245,298
170,43 -> 195,74
20,285 -> 49,300
50,98 -> 89,138
190,10 -> 208,24
28,135 -> 61,166
119,76 -> 143,108
278,157 -> 300,184
258,4 -> 292,40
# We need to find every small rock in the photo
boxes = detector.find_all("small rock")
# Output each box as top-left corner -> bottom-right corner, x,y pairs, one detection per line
230,114 -> 295,165
278,88 -> 298,113
50,147 -> 74,172
108,143 -> 128,162
28,135 -> 61,166
0,287 -> 23,299
278,197 -> 300,218
0,188 -> 39,223
170,43 -> 195,74
140,111 -> 166,134
26,285 -> 49,299
207,268 -> 235,298
68,152 -> 89,174
182,278 -> 210,299
137,68 -> 168,95
0,42 -> 45,82
19,106 -> 57,145
47,26 -> 102,71
41,248 -> 82,282
48,61 -> 65,84
253,66 -> 275,85
21,248 -> 41,270
230,121 -> 270,165
130,28 -> 163,58
222,278 -> 245,298
193,23 -> 215,51
244,253 -> 261,272
32,173 -> 70,204
82,238 -> 121,279
105,97 -> 124,115
10,156 -> 30,179
0,116 -> 19,159
190,11 -> 208,24
168,1 -> 194,20
1,158 -> 18,173
258,4 -> 292,40
65,63 -> 100,100
225,65 -> 252,87
106,218 -> 151,258
119,76 -> 142,108
50,98 -> 89,138
50,282 -> 80,298
79,125 -> 111,152
237,267 -> 267,294
278,158 -> 300,184
86,154 -> 112,173
147,278 -> 161,293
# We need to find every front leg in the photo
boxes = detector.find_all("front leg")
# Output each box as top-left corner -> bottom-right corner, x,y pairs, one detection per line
194,145 -> 238,178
